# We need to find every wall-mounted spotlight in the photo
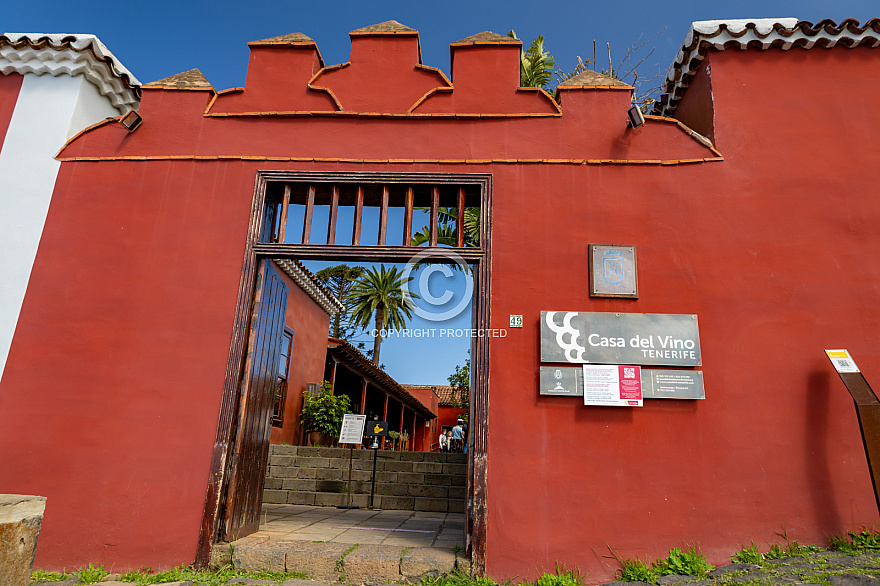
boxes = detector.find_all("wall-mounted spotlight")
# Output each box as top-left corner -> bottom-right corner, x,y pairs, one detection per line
119,109 -> 144,133
627,104 -> 645,128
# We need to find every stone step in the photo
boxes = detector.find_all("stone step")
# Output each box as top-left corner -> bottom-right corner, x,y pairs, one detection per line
230,540 -> 469,583
267,455 -> 468,476
263,490 -> 466,512
266,466 -> 466,486
271,444 -> 467,465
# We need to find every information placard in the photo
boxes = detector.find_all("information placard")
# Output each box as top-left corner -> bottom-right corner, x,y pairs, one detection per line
826,349 -> 860,373
540,366 -> 704,399
583,365 -> 642,407
338,414 -> 367,445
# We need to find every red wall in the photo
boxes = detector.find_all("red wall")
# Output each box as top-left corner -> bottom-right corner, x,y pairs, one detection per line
3,32 -> 880,582
0,72 -> 23,152
269,262 -> 332,446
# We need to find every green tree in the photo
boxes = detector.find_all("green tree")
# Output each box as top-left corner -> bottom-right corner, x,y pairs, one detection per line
410,207 -> 480,248
315,264 -> 365,340
448,354 -> 470,422
348,265 -> 419,365
508,30 -> 555,91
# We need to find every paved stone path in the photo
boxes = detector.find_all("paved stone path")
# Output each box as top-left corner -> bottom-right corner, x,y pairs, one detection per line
242,503 -> 466,549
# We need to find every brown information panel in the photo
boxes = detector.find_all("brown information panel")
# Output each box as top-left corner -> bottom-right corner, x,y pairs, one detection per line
540,366 -> 704,399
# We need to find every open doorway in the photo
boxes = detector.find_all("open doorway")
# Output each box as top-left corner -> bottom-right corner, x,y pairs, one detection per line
197,171 -> 492,571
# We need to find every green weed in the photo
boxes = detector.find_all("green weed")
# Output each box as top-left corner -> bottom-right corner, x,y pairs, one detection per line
733,543 -> 763,564
75,563 -> 108,584
116,563 -> 307,585
618,557 -> 658,582
828,527 -> 880,554
529,565 -> 586,586
655,546 -> 714,576
421,568 -> 504,586
30,569 -> 69,582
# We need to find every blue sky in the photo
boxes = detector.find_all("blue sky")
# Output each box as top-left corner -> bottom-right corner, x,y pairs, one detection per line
5,0 -> 876,384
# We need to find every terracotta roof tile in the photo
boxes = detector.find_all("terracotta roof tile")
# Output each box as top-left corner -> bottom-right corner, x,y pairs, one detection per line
454,31 -> 519,44
558,69 -> 631,88
350,21 -> 417,35
143,69 -> 213,89
249,32 -> 316,45
402,384 -> 457,405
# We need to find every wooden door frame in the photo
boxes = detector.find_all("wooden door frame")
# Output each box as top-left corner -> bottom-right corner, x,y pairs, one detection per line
196,171 -> 493,575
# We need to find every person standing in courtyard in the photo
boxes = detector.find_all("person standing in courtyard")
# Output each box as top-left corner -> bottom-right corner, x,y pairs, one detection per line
439,430 -> 447,452
451,419 -> 464,453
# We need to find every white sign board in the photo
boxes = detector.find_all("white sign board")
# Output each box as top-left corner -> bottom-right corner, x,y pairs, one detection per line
825,349 -> 860,373
338,414 -> 367,444
583,365 -> 643,407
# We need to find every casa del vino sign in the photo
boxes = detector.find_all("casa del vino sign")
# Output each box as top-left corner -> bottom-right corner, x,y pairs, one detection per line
540,311 -> 702,367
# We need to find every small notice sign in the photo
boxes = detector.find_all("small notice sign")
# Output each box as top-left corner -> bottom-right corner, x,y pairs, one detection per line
826,349 -> 860,373
338,414 -> 367,444
365,421 -> 388,436
583,365 -> 642,407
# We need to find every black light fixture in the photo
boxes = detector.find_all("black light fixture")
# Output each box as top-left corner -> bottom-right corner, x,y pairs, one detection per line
627,104 -> 645,128
119,108 -> 143,133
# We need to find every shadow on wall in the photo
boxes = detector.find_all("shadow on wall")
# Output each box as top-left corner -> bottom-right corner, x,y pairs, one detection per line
806,369 -> 843,531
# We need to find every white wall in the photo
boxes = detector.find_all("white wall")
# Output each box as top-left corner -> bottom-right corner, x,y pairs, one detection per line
0,73 -> 120,383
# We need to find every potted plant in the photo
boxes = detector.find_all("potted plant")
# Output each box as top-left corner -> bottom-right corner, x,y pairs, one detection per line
300,381 -> 352,447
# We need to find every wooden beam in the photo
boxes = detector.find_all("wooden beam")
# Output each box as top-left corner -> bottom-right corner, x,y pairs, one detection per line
254,243 -> 485,263
302,185 -> 315,245
360,380 -> 368,416
378,185 -> 389,246
382,394 -> 389,450
277,185 -> 291,244
456,187 -> 465,248
403,186 -> 414,246
430,187 -> 439,247
327,185 -> 339,245
352,186 -> 363,246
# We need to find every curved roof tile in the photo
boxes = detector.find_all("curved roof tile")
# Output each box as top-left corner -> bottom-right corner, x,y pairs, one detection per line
656,18 -> 880,116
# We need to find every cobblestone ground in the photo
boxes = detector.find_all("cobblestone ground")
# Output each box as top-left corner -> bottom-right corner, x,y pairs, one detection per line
601,551 -> 880,586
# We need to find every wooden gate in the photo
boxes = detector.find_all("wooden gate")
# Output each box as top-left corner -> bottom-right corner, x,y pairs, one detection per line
222,259 -> 289,540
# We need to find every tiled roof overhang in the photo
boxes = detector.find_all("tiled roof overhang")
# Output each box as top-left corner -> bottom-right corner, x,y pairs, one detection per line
402,384 -> 457,406
655,18 -> 880,116
273,259 -> 344,316
0,33 -> 141,112
328,338 -> 436,419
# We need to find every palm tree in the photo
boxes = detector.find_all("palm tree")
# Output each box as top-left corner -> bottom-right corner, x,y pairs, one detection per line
507,30 -> 555,91
410,207 -> 480,248
348,265 -> 419,365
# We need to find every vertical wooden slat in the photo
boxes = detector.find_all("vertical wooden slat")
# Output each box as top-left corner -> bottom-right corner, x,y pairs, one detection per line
378,185 -> 389,246
403,187 -> 414,246
277,185 -> 291,244
398,406 -> 405,451
327,185 -> 339,245
381,394 -> 389,449
352,186 -> 363,246
456,187 -> 465,248
430,187 -> 439,247
328,359 -> 337,390
411,412 -> 417,452
302,185 -> 315,245
360,380 -> 368,415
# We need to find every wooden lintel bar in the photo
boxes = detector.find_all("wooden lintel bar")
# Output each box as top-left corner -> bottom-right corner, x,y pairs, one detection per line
456,187 -> 465,248
352,186 -> 363,246
277,185 -> 291,244
403,186 -> 414,246
302,185 -> 315,245
327,185 -> 339,245
254,243 -> 485,263
378,186 -> 389,246
430,187 -> 439,247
